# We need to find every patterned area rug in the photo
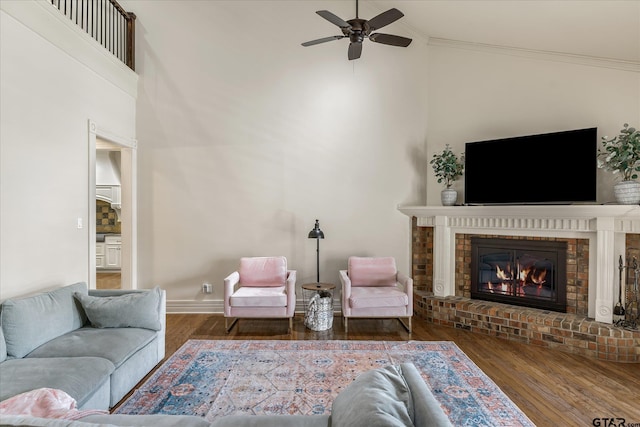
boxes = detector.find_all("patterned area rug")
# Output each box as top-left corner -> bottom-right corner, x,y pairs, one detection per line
115,340 -> 534,426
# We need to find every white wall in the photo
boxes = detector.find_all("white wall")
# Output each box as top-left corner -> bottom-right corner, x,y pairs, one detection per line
0,2 -> 136,299
4,0 -> 636,309
125,0 -> 429,307
425,42 -> 640,206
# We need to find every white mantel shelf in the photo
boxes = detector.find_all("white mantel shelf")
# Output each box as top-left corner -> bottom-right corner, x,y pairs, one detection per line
398,204 -> 640,324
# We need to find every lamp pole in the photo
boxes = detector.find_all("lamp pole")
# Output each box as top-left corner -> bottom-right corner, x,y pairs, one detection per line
308,219 -> 325,283
315,237 -> 320,282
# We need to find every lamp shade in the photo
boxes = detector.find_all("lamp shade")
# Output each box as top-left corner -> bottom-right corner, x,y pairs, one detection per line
308,219 -> 324,239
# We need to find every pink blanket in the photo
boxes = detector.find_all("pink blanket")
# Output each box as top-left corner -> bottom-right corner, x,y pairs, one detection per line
0,388 -> 108,420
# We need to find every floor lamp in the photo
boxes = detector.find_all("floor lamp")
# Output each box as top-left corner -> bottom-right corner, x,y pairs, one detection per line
308,219 -> 325,283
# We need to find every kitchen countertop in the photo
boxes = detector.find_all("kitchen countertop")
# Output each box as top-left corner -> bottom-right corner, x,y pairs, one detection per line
96,233 -> 120,242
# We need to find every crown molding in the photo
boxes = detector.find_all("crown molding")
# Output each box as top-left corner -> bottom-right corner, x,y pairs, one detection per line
428,37 -> 640,73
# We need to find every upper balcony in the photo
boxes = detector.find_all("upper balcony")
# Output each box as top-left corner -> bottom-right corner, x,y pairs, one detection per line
49,0 -> 135,70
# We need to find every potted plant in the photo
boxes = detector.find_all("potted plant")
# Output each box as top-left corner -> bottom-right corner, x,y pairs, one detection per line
598,123 -> 640,204
430,144 -> 465,206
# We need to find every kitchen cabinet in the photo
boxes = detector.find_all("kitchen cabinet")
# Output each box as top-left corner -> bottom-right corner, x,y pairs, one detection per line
97,235 -> 121,270
96,242 -> 106,269
105,235 -> 121,269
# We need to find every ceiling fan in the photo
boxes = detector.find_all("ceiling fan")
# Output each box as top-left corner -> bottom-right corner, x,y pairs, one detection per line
301,0 -> 412,60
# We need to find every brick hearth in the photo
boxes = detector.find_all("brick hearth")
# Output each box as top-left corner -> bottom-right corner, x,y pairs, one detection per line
414,294 -> 640,362
411,218 -> 640,363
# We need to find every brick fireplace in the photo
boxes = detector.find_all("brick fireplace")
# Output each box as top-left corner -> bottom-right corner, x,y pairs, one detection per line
399,205 -> 640,362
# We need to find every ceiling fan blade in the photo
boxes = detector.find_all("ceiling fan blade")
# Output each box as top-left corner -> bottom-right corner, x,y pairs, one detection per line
316,10 -> 351,29
366,8 -> 404,32
348,42 -> 362,60
369,33 -> 412,47
301,35 -> 345,47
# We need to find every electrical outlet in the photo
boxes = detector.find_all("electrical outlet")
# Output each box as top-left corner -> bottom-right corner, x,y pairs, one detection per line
202,282 -> 212,294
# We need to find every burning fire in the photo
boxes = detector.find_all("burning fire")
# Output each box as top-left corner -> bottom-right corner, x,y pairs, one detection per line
487,263 -> 548,296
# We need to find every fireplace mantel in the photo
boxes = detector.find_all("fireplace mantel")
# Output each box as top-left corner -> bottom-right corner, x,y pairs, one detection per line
398,204 -> 640,324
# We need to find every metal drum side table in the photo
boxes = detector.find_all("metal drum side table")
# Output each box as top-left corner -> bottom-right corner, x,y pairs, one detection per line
301,283 -> 336,331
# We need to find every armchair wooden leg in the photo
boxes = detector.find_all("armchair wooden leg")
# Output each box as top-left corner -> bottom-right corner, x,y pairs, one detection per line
289,317 -> 293,334
344,317 -> 348,334
225,317 -> 239,333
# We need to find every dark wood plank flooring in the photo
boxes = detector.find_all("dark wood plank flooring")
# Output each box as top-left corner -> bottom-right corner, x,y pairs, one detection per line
129,314 -> 640,426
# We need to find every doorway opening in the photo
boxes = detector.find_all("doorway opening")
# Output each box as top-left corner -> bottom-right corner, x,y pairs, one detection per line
88,120 -> 137,290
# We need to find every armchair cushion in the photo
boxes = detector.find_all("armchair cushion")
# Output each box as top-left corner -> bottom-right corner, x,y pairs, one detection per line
348,257 -> 397,287
229,286 -> 287,307
239,257 -> 287,287
349,287 -> 409,309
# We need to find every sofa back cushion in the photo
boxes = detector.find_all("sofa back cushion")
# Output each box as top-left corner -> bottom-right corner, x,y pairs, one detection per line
0,282 -> 88,358
239,257 -> 287,287
348,257 -> 397,287
74,287 -> 162,330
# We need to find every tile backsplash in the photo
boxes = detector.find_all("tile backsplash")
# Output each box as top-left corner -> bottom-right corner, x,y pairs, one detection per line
96,200 -> 121,233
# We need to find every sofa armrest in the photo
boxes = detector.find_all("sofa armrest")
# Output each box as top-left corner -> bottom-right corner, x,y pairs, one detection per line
400,363 -> 453,427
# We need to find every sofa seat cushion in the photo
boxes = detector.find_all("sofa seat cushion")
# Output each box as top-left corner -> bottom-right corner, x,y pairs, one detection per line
229,286 -> 287,307
25,327 -> 156,369
82,414 -> 213,427
210,414 -> 330,427
0,282 -> 88,358
0,415 -> 119,427
0,414 -> 213,427
348,287 -> 409,309
0,357 -> 114,407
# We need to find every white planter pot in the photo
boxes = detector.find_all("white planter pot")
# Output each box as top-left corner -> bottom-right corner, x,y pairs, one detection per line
614,180 -> 640,205
441,188 -> 457,206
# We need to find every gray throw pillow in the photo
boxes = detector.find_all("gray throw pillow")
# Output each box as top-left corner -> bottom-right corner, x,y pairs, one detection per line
331,365 -> 413,427
74,287 -> 162,331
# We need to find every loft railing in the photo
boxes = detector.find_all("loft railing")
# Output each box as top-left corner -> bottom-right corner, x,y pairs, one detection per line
49,0 -> 136,70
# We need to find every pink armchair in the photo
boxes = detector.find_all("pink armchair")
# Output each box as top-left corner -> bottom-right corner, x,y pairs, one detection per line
223,256 -> 296,333
339,256 -> 413,333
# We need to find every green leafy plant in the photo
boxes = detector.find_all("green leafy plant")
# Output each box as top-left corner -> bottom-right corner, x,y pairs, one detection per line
598,123 -> 640,181
430,144 -> 465,188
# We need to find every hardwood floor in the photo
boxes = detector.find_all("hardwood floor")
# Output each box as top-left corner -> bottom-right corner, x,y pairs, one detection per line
96,272 -> 121,289
157,314 -> 640,426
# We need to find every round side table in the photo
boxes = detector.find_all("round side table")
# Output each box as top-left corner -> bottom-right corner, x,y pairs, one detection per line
301,283 -> 336,331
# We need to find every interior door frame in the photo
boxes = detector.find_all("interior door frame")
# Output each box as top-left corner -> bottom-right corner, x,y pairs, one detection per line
88,120 -> 137,289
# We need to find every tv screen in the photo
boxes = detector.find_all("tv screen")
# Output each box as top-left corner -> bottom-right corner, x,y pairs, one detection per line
464,127 -> 597,205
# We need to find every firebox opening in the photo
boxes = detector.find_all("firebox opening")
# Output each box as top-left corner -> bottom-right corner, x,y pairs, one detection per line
471,237 -> 567,312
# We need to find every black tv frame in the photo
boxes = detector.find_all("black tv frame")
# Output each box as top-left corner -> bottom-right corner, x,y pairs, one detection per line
463,127 -> 597,205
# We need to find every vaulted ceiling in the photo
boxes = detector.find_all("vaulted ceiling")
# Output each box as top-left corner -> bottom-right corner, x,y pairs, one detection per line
310,0 -> 640,63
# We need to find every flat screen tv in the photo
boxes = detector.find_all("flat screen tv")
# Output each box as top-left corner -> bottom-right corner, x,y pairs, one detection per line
464,127 -> 597,205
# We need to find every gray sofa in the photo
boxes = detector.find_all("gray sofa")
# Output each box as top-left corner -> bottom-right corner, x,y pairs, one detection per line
0,282 -> 166,411
0,363 -> 452,426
